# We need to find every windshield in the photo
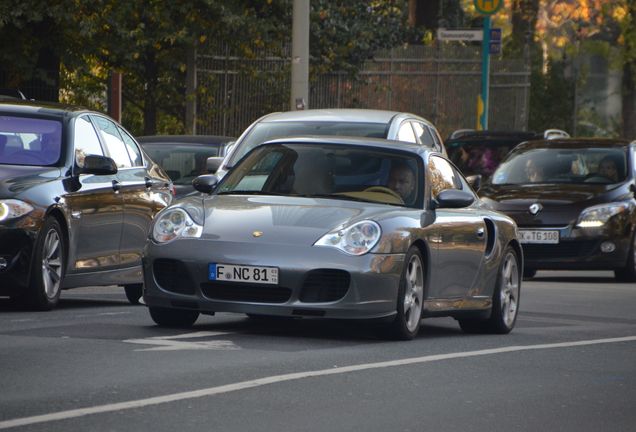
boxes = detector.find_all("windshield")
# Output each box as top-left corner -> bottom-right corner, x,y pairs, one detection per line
218,143 -> 423,208
228,121 -> 388,165
491,147 -> 629,185
447,139 -> 523,179
0,116 -> 63,166
142,143 -> 222,185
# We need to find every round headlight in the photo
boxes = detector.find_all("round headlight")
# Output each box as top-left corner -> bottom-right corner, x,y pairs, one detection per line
152,208 -> 202,243
314,220 -> 381,256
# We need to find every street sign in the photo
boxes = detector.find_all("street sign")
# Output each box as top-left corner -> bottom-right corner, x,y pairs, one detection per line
474,0 -> 503,15
489,28 -> 502,55
437,28 -> 483,42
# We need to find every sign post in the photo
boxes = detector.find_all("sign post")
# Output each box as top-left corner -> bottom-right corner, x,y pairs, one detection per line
474,0 -> 503,130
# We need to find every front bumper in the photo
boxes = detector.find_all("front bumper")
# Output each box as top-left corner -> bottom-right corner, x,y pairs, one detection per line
143,238 -> 405,320
519,224 -> 632,270
0,226 -> 37,293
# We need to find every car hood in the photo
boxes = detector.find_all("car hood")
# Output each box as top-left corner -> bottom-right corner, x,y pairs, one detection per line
479,183 -> 630,226
202,194 -> 389,245
0,164 -> 62,197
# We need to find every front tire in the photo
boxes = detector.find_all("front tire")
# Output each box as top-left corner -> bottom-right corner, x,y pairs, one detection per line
385,246 -> 425,340
149,307 -> 199,328
459,246 -> 521,334
25,218 -> 66,311
615,231 -> 636,282
124,284 -> 143,305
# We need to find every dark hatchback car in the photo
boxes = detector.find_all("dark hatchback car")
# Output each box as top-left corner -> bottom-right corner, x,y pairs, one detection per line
137,135 -> 234,197
479,138 -> 636,280
0,100 -> 173,309
447,129 -> 569,184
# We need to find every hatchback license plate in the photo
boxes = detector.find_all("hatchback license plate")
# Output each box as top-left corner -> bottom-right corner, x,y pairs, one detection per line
518,230 -> 559,244
209,263 -> 279,285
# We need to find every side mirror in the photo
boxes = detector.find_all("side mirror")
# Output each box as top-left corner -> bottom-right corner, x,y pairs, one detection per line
78,154 -> 118,175
206,156 -> 224,174
192,174 -> 219,194
630,183 -> 636,199
466,174 -> 482,191
433,189 -> 475,209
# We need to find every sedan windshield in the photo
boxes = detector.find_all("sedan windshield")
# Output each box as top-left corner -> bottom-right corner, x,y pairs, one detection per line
0,116 -> 63,166
491,147 -> 629,185
229,121 -> 388,165
218,143 -> 423,208
142,143 -> 222,185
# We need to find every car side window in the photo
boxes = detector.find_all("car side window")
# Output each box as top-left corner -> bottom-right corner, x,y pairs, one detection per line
91,116 -> 132,168
74,116 -> 104,168
429,155 -> 462,200
429,126 -> 444,152
412,122 -> 435,147
117,126 -> 144,167
397,122 -> 417,143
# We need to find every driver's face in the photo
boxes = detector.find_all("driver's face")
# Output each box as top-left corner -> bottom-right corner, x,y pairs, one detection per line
388,167 -> 415,200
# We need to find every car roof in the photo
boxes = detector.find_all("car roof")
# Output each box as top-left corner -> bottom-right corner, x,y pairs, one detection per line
255,109 -> 424,124
137,135 -> 235,145
258,135 -> 430,155
0,99 -> 90,117
446,130 -> 540,142
513,138 -> 630,152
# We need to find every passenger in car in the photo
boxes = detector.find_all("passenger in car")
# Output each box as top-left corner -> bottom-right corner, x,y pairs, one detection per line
388,160 -> 416,203
598,156 -> 620,182
525,159 -> 545,182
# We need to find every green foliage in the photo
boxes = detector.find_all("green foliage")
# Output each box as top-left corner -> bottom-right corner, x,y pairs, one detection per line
528,59 -> 575,133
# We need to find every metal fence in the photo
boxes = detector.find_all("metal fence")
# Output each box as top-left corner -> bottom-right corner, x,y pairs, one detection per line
196,44 -> 529,138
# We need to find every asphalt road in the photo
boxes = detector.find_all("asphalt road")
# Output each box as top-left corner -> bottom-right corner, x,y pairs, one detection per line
1,270 -> 635,432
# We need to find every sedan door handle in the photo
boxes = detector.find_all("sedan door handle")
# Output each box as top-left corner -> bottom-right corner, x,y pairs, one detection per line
476,227 -> 485,238
112,180 -> 121,192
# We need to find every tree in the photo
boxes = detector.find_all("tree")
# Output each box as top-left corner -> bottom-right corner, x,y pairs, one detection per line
0,0 -> 76,100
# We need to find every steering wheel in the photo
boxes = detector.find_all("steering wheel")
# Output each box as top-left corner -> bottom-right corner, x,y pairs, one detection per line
363,186 -> 404,203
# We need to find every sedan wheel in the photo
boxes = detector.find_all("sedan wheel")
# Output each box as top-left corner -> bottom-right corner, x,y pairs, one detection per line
460,246 -> 520,334
149,307 -> 199,328
386,246 -> 424,340
124,284 -> 143,305
615,231 -> 636,282
26,218 -> 65,310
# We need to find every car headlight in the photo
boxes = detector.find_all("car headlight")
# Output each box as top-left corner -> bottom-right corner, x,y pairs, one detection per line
576,202 -> 630,228
314,220 -> 381,255
152,208 -> 203,243
0,199 -> 34,222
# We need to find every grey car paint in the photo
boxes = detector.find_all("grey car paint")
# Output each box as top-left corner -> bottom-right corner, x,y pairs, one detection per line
143,138 -> 520,336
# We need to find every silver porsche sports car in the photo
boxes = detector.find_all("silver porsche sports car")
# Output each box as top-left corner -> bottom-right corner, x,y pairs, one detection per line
143,137 -> 522,340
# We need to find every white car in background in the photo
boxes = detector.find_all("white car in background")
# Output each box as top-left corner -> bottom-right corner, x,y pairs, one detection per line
209,109 -> 446,178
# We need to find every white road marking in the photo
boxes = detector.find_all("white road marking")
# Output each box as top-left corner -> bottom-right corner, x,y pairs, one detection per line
123,331 -> 239,351
1,335 -> 635,430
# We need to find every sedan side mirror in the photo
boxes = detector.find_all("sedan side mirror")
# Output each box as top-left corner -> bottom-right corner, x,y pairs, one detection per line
193,174 -> 219,194
433,189 -> 475,209
78,154 -> 118,176
206,156 -> 224,174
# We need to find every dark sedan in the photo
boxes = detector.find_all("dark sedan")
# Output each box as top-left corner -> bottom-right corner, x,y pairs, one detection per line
479,139 -> 636,280
137,135 -> 234,197
143,137 -> 522,340
0,100 -> 173,309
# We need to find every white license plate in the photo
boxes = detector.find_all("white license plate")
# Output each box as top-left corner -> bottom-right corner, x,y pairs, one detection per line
518,230 -> 560,244
208,263 -> 279,285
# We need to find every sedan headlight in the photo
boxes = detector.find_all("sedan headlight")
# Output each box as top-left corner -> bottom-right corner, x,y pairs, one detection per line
576,202 -> 630,228
0,199 -> 34,222
152,208 -> 203,243
314,220 -> 381,255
